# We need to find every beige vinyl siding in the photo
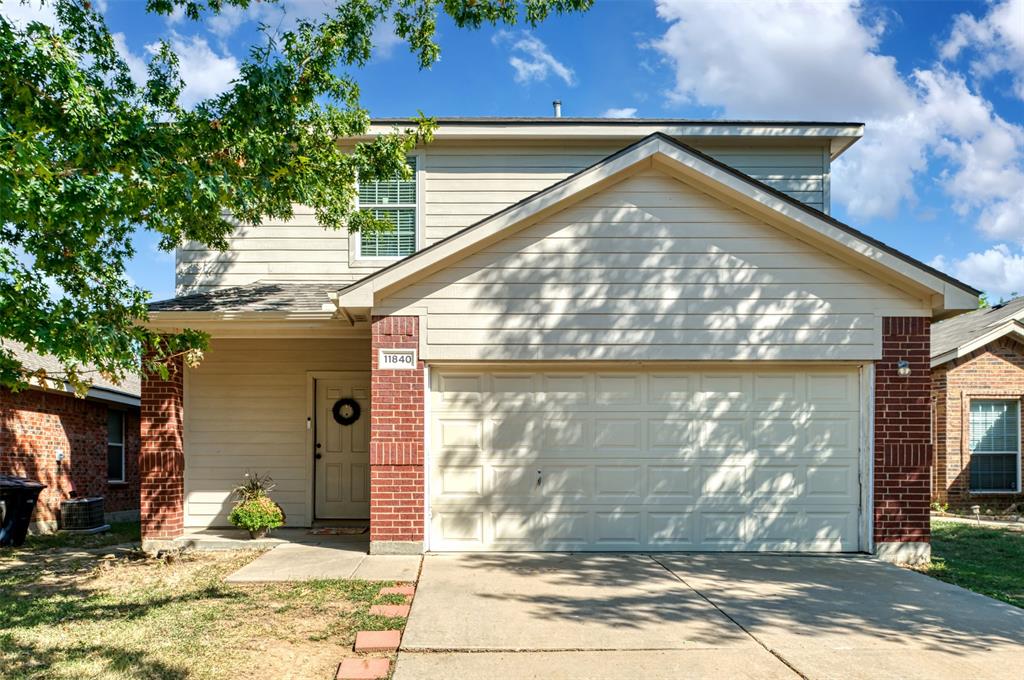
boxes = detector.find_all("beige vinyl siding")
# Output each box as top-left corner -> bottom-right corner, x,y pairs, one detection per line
375,168 -> 928,362
175,140 -> 829,295
422,141 -> 828,243
175,209 -> 379,295
183,337 -> 370,528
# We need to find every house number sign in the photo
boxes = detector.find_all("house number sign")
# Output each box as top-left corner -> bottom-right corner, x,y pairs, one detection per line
378,348 -> 417,370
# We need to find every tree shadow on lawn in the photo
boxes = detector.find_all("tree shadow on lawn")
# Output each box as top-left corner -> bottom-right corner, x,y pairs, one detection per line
0,635 -> 190,680
0,553 -> 244,679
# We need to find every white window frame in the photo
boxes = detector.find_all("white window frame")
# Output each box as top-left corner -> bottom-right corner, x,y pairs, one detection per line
968,398 -> 1022,494
352,152 -> 423,262
107,409 -> 126,483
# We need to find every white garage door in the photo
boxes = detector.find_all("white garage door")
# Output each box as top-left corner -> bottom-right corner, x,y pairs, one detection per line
428,366 -> 864,552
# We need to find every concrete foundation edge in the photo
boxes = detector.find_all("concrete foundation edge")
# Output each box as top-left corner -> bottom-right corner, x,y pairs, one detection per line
370,540 -> 423,555
875,541 -> 931,565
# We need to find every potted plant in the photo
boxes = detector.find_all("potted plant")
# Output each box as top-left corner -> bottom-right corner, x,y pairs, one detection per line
228,472 -> 285,539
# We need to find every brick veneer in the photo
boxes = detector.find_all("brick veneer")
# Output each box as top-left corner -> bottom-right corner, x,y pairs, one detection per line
140,354 -> 185,541
874,317 -> 932,551
1,387 -> 140,528
932,338 -> 1024,507
369,316 -> 425,552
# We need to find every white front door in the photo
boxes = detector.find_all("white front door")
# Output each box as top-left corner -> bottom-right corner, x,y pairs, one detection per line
315,377 -> 370,518
428,366 -> 863,552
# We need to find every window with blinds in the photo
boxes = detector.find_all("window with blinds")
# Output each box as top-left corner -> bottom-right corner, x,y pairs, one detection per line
107,409 -> 125,483
358,157 -> 417,258
968,399 -> 1021,492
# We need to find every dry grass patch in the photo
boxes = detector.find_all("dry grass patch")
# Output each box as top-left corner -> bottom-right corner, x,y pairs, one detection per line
0,549 -> 405,679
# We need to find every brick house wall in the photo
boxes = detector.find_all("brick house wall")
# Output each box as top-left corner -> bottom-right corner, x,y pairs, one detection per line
931,338 -> 1024,508
0,387 -> 140,528
140,354 -> 185,542
875,317 -> 932,550
369,316 -> 425,553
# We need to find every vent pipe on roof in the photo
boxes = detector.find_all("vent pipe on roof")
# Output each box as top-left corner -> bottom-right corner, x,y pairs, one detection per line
553,100 -> 562,118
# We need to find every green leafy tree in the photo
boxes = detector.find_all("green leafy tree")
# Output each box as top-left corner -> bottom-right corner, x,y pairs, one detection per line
0,0 -> 591,392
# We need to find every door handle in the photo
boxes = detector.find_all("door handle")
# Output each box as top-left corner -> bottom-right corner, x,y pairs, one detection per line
537,469 -> 542,487
315,453 -> 322,460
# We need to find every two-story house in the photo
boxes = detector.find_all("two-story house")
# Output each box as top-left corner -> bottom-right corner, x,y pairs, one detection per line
142,118 -> 978,564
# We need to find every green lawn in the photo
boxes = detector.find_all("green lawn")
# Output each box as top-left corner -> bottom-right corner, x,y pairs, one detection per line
0,545 -> 407,679
923,520 -> 1024,609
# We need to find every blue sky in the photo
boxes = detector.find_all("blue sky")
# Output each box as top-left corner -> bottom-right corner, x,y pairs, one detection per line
7,0 -> 1024,301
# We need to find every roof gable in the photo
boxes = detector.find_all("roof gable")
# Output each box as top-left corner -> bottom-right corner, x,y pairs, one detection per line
336,133 -> 977,315
932,297 -> 1024,366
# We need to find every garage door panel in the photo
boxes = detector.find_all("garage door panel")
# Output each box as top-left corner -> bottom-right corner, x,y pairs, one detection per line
435,460 -> 860,506
594,465 -> 643,499
429,367 -> 863,552
595,374 -> 644,404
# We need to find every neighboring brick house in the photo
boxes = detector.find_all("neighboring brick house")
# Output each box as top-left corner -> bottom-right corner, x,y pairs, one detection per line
142,120 -> 981,565
1,340 -> 141,532
931,299 -> 1024,509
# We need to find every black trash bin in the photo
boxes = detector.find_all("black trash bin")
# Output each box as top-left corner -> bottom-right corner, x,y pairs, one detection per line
0,476 -> 47,547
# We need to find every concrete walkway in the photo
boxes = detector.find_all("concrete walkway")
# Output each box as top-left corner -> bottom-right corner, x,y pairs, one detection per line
224,538 -> 420,583
394,553 -> 1024,680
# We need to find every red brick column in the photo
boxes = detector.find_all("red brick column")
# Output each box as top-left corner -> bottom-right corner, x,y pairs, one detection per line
140,354 -> 184,545
874,316 -> 931,564
370,316 -> 425,554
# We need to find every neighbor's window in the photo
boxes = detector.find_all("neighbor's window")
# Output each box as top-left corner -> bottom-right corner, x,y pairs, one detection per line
968,399 -> 1021,492
358,156 -> 417,258
107,410 -> 125,483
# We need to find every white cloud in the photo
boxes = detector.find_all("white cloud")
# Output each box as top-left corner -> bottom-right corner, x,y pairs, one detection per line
603,107 -> 638,118
931,244 -> 1024,298
112,33 -> 148,86
205,4 -> 249,38
942,0 -> 1024,100
651,0 -> 1024,243
494,31 -> 575,86
142,34 -> 239,108
652,0 -> 913,119
1,0 -> 57,26
371,18 -> 403,60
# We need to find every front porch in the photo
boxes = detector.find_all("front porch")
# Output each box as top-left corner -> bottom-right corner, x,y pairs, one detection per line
138,316 -> 425,555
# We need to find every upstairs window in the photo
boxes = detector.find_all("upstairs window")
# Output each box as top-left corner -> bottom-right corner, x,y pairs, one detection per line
358,156 -> 417,258
107,410 -> 125,483
968,399 -> 1021,493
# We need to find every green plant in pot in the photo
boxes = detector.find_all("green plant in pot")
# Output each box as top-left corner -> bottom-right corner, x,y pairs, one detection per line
228,472 -> 285,539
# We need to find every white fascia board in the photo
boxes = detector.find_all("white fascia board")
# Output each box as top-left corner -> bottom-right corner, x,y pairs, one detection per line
365,121 -> 864,142
144,312 -> 366,338
931,321 -> 1024,368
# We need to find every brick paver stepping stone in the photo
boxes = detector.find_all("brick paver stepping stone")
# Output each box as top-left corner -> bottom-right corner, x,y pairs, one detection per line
336,658 -> 390,680
378,585 -> 415,597
368,603 -> 410,617
354,630 -> 402,653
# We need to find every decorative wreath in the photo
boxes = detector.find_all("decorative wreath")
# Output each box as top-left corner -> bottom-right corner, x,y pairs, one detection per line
332,398 -> 361,426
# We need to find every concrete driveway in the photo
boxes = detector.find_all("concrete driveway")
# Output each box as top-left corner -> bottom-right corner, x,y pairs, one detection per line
394,553 -> 1024,680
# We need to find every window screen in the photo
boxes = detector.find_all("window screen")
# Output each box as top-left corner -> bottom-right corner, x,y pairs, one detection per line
969,399 -> 1020,492
359,157 -> 417,258
107,410 -> 125,482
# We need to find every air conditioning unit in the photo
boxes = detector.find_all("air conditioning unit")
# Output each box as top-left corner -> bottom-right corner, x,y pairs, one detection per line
60,497 -> 105,530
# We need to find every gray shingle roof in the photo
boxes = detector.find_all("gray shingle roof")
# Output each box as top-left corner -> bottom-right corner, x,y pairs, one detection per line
148,282 -> 339,314
1,339 -> 140,399
932,296 -> 1024,360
